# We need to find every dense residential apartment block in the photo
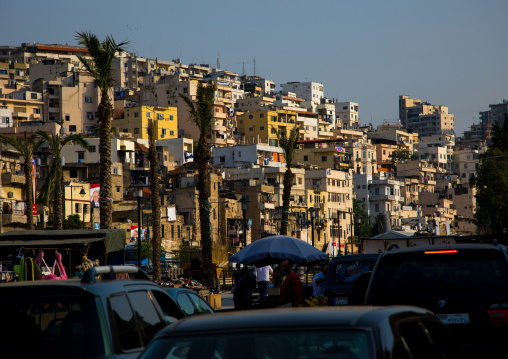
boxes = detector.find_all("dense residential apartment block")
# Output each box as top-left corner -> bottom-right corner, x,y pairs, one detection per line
335,102 -> 359,130
281,81 -> 324,106
236,109 -> 299,146
399,95 -> 454,137
211,144 -> 284,169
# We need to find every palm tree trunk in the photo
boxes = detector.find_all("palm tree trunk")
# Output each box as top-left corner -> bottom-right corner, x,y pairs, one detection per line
24,162 -> 34,230
54,161 -> 63,230
149,128 -> 161,282
280,168 -> 293,236
197,136 -> 214,289
98,93 -> 113,229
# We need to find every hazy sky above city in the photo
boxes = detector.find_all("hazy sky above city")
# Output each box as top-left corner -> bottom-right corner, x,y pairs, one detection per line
3,0 -> 507,136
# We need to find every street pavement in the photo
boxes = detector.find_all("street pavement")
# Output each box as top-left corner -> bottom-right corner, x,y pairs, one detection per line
220,290 -> 234,310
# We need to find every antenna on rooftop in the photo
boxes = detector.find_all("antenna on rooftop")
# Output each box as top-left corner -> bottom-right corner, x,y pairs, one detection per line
237,61 -> 250,76
217,54 -> 220,69
253,57 -> 256,76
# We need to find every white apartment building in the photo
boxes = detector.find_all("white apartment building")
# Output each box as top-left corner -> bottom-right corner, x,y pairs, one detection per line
418,134 -> 455,173
156,137 -> 194,167
211,144 -> 284,169
60,138 -> 136,164
281,82 -> 324,106
335,102 -> 359,130
368,174 -> 405,227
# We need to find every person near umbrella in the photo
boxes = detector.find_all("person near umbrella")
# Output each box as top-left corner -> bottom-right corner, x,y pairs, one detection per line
280,258 -> 302,307
254,265 -> 273,302
312,263 -> 329,298
233,267 -> 256,310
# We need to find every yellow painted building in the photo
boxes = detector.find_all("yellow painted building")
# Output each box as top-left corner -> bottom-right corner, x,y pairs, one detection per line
114,106 -> 178,140
236,109 -> 299,146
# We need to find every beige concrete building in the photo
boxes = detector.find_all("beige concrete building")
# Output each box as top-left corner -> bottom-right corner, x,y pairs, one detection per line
399,95 -> 455,137
0,149 -> 28,231
30,61 -> 113,134
63,181 -> 91,225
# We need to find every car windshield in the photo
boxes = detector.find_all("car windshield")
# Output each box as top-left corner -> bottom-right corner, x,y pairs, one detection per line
332,260 -> 377,284
141,330 -> 373,359
0,291 -> 104,359
371,249 -> 508,299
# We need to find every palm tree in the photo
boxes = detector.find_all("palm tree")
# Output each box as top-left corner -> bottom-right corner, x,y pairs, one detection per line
179,81 -> 216,289
0,132 -> 46,230
276,125 -> 301,236
147,117 -> 162,282
37,131 -> 89,230
75,31 -> 128,229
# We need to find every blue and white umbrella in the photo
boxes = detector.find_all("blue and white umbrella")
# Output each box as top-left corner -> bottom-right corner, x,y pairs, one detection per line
229,235 -> 328,267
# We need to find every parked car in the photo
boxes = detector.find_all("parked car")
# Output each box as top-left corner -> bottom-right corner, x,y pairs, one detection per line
325,253 -> 379,305
0,265 -> 186,359
164,287 -> 215,316
365,243 -> 508,357
139,306 -> 459,359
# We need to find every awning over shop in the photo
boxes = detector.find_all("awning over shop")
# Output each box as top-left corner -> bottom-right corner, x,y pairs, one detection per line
0,229 -> 126,253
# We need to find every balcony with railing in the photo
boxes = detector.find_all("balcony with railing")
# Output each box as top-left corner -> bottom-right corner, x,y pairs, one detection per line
2,209 -> 27,225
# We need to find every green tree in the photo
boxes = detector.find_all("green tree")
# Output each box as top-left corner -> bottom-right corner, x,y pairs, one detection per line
147,117 -> 162,281
37,131 -> 89,230
276,125 -> 301,236
475,117 -> 508,234
353,198 -> 372,240
179,81 -> 216,289
0,132 -> 45,230
390,149 -> 418,163
63,214 -> 84,229
75,31 -> 128,229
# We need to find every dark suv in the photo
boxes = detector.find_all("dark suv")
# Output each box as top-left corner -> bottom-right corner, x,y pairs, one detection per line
0,265 -> 185,359
325,253 -> 379,305
365,243 -> 508,356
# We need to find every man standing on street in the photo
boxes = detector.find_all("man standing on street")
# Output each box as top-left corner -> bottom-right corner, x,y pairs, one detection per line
255,265 -> 273,302
312,263 -> 329,298
280,258 -> 302,307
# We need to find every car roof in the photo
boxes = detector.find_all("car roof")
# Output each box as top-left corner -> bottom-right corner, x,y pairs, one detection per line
0,278 -> 163,297
156,306 -> 434,336
164,287 -> 197,296
382,243 -> 506,255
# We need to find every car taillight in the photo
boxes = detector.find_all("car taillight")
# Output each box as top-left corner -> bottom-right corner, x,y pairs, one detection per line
488,310 -> 508,326
424,250 -> 458,254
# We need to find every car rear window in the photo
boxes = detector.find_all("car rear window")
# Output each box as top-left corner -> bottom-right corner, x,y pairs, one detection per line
332,260 -> 377,284
140,330 -> 373,359
370,249 -> 508,299
0,290 -> 103,359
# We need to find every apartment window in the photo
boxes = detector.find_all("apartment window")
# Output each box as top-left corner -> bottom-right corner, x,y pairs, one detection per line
248,114 -> 253,119
303,155 -> 308,162
134,128 -> 140,134
248,127 -> 254,132
134,112 -> 139,118
162,129 -> 167,135
89,146 -> 96,153
33,108 -> 41,114
83,204 -> 89,214
65,115 -> 70,122
69,125 -> 77,132
238,152 -> 241,158
170,131 -> 174,136
116,187 -> 121,193
375,204 -> 379,212
78,152 -> 85,160
260,113 -> 264,118
383,150 -> 386,155
271,116 -> 277,122
220,156 -> 225,163
169,115 -> 174,121
70,170 -> 78,178
84,97 -> 93,103
146,112 -> 151,118
31,93 -> 38,100
321,156 -> 327,162
75,203 -> 80,213
112,167 -> 118,175
271,128 -> 276,134
87,112 -> 94,120
260,126 -> 265,130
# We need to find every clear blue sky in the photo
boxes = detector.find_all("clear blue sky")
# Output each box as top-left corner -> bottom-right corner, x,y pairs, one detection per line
3,0 -> 507,136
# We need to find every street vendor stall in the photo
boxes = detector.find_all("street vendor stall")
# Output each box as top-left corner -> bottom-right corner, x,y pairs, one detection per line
0,229 -> 126,279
